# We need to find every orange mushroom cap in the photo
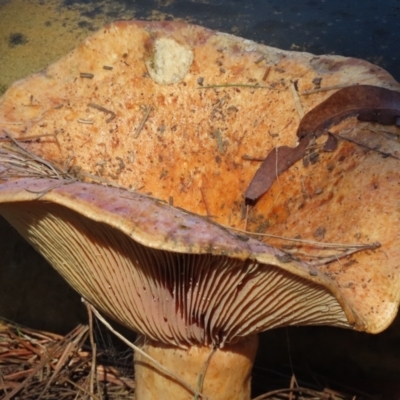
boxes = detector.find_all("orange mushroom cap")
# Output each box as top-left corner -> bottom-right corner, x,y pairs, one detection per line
0,19 -> 399,350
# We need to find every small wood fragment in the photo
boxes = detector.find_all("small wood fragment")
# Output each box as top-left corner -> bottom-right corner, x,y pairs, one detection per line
242,154 -> 265,161
77,119 -> 94,124
80,72 -> 94,79
215,130 -> 225,154
262,67 -> 271,81
134,106 -> 152,138
198,83 -> 272,90
300,83 -> 359,95
290,81 -> 304,118
87,103 -> 116,123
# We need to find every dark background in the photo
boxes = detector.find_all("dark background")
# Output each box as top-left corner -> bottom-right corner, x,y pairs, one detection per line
65,0 -> 400,81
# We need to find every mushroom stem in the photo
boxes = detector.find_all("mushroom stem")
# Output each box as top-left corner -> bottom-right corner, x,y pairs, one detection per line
134,335 -> 259,400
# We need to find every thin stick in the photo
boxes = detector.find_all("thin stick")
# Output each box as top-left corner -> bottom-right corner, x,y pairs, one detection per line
290,82 -> 304,118
308,244 -> 380,267
262,67 -> 271,81
84,300 -> 209,400
0,133 -> 58,142
199,185 -> 210,217
244,204 -> 250,232
25,180 -> 76,198
80,72 -> 95,79
0,374 -> 8,397
289,374 -> 295,400
64,379 -> 102,400
300,83 -> 359,95
252,386 -> 331,400
242,154 -> 265,161
215,130 -> 225,153
0,121 -> 23,125
77,118 -> 95,124
197,83 -> 273,90
225,223 -> 380,250
332,131 -> 400,160
134,105 -> 152,138
87,103 -> 116,123
86,302 -> 97,400
193,346 -> 217,400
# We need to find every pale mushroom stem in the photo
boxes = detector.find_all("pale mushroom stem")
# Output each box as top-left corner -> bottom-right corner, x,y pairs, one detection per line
134,335 -> 259,400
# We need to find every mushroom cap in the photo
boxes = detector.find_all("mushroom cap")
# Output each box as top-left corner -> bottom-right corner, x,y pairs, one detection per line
0,21 -> 399,344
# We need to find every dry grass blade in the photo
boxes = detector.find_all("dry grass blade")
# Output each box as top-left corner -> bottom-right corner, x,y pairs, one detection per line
2,130 -> 63,178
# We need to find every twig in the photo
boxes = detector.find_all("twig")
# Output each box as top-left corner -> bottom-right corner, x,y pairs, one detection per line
215,130 -> 225,153
197,83 -> 273,89
226,224 -> 379,250
332,131 -> 400,160
194,346 -> 217,400
87,103 -> 116,123
242,154 -> 265,161
133,105 -> 152,138
290,81 -> 304,118
262,67 -> 271,81
77,118 -> 95,124
308,243 -> 380,266
199,185 -> 210,217
64,379 -> 102,400
84,300 -> 209,400
300,83 -> 359,95
0,133 -> 59,142
80,73 -> 95,79
24,180 -> 77,199
252,386 -> 331,400
86,302 -> 97,400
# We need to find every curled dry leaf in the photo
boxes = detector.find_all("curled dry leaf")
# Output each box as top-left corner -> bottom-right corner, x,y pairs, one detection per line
245,85 -> 400,202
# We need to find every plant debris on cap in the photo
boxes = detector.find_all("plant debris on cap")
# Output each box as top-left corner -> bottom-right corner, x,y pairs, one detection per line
0,20 -> 400,349
244,84 -> 400,202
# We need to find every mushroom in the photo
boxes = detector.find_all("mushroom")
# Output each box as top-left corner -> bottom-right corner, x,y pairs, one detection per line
0,20 -> 400,399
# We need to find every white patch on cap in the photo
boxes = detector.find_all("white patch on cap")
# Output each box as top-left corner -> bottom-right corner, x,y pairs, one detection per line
145,37 -> 194,85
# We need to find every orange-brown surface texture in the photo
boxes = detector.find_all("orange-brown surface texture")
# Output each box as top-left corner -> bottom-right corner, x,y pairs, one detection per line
1,21 -> 400,336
